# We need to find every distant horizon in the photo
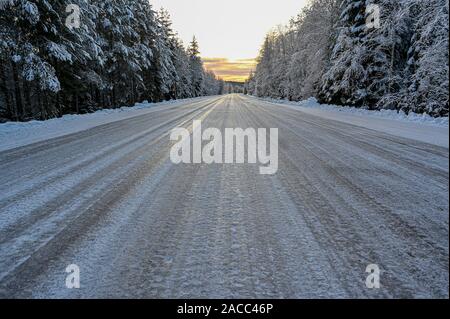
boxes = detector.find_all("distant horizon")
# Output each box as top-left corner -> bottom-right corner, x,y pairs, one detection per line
151,0 -> 308,82
202,58 -> 256,82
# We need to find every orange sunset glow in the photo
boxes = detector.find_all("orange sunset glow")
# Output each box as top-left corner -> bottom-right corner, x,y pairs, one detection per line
203,58 -> 257,82
150,0 -> 308,83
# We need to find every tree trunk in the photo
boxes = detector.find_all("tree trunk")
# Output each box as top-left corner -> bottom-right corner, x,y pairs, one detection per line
11,61 -> 22,121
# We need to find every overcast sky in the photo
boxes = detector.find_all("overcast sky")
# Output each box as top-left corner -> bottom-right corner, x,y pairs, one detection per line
150,0 -> 308,81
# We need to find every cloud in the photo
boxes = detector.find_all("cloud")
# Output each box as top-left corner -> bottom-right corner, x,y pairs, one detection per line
203,58 -> 257,82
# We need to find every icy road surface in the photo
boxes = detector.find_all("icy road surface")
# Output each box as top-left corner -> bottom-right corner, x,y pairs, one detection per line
0,94 -> 448,298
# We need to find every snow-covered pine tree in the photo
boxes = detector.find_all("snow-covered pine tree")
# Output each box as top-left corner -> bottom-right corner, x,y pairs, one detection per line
369,0 -> 415,113
319,0 -> 374,107
253,34 -> 275,98
0,0 -> 223,122
286,0 -> 340,101
96,0 -> 143,107
172,38 -> 193,99
55,0 -> 105,115
247,0 -> 448,116
0,0 -> 105,120
187,36 -> 205,97
246,0 -> 340,101
404,0 -> 449,116
152,8 -> 177,101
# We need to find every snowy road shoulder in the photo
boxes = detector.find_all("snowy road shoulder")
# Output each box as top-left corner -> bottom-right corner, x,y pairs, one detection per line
1,95 -> 448,152
255,97 -> 449,148
0,98 -> 204,152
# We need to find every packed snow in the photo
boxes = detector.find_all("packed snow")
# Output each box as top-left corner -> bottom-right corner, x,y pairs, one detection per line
1,95 -> 448,152
0,95 -> 447,298
266,97 -> 449,127
256,96 -> 449,148
0,98 -> 194,152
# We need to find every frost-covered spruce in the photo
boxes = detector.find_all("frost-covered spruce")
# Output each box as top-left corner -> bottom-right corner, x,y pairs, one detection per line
0,0 -> 223,122
246,0 -> 449,117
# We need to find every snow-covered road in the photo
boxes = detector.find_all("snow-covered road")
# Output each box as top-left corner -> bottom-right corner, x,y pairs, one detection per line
0,94 -> 448,298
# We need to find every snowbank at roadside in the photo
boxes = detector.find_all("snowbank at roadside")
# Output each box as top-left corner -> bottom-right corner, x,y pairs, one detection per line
0,98 -> 193,152
256,96 -> 449,148
262,97 -> 449,127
